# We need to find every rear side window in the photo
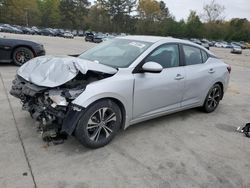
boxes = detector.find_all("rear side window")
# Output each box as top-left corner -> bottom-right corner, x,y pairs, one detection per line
201,50 -> 208,63
183,45 -> 202,65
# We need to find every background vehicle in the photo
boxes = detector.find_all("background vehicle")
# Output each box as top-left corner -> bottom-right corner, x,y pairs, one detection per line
85,32 -> 95,42
231,42 -> 246,49
63,31 -> 74,39
10,36 -> 230,148
201,39 -> 214,47
0,24 -> 14,33
244,42 -> 250,49
18,26 -> 36,35
0,24 -> 23,34
31,26 -> 42,35
53,29 -> 65,37
231,45 -> 242,54
190,38 -> 202,45
190,38 -> 209,50
201,42 -> 209,50
0,38 -> 45,65
40,28 -> 56,36
93,34 -> 105,43
214,42 -> 223,48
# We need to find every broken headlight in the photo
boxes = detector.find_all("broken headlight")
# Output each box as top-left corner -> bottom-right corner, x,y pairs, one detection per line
49,90 -> 68,107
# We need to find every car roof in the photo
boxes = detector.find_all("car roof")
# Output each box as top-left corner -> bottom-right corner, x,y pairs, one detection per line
117,35 -> 216,57
117,35 -> 202,46
117,35 -> 175,43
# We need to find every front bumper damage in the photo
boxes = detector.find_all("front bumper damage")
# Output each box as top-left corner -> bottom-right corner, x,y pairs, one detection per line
10,56 -> 117,142
10,76 -> 84,141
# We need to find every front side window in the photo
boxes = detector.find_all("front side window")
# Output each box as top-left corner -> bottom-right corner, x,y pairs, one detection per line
144,44 -> 180,68
183,45 -> 202,65
78,38 -> 152,68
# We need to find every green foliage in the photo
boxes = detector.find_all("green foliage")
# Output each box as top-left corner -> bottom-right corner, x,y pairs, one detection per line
38,0 -> 60,27
85,4 -> 111,32
0,0 -> 39,25
186,11 -> 203,38
59,0 -> 89,29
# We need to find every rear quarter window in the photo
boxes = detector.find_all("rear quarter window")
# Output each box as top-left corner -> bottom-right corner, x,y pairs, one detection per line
201,50 -> 208,63
183,45 -> 203,65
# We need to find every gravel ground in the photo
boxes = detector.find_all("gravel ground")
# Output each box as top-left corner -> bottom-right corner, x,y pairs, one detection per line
0,33 -> 250,188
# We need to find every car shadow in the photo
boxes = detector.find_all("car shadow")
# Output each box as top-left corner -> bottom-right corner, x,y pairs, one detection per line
121,108 -> 200,133
63,108 -> 203,152
0,63 -> 16,67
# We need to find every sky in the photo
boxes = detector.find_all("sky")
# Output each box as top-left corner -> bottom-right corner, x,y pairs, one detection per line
163,0 -> 250,21
89,0 -> 250,21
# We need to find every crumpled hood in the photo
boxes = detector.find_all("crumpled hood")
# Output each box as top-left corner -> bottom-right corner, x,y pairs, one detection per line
17,56 -> 117,87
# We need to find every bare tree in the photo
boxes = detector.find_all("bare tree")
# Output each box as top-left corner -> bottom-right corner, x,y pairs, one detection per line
201,0 -> 225,22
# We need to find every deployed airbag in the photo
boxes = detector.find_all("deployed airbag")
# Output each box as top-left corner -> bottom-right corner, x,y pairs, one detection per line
17,56 -> 117,87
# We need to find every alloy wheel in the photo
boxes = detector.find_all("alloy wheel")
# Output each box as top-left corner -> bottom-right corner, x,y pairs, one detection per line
15,50 -> 32,64
207,86 -> 221,110
13,47 -> 34,65
87,107 -> 117,142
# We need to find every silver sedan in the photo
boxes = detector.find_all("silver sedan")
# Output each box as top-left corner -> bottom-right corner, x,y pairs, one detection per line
11,36 -> 230,148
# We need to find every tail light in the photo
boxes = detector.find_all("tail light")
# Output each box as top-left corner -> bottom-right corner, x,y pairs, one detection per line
227,65 -> 231,74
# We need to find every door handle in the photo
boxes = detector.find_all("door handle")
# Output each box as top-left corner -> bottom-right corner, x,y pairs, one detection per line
208,68 -> 215,73
175,74 -> 184,80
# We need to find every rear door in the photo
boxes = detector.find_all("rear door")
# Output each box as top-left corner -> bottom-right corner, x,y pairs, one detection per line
181,44 -> 215,107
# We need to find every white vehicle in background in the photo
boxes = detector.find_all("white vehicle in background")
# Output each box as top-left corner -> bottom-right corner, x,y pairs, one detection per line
214,42 -> 223,48
231,45 -> 242,54
63,31 -> 74,39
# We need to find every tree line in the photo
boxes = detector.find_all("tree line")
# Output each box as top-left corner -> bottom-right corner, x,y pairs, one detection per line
0,0 -> 249,41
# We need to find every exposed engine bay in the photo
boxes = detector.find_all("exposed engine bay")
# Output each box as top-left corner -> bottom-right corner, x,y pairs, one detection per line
10,56 -> 117,142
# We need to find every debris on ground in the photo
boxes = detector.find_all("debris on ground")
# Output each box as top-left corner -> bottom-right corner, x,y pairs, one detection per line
237,123 -> 250,137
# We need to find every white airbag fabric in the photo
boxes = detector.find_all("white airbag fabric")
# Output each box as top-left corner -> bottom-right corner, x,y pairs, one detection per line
17,56 -> 117,87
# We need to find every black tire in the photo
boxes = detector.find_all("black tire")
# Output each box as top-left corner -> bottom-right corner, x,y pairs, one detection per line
75,99 -> 122,149
13,47 -> 34,66
202,84 -> 222,113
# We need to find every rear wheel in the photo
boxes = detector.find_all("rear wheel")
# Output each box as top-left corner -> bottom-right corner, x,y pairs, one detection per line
202,84 -> 222,113
75,100 -> 122,148
13,47 -> 34,66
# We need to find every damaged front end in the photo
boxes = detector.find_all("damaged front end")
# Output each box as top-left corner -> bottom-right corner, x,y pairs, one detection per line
10,56 -> 117,142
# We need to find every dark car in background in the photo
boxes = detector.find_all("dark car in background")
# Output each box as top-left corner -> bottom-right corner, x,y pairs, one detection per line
53,29 -> 65,37
0,24 -> 23,34
0,25 -> 13,33
31,26 -> 42,35
85,32 -> 106,43
85,32 -> 95,42
93,34 -> 105,43
16,26 -> 36,35
0,37 -> 45,66
40,28 -> 56,36
190,38 -> 209,50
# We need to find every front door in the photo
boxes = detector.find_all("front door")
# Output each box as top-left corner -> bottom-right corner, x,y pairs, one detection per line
133,44 -> 185,119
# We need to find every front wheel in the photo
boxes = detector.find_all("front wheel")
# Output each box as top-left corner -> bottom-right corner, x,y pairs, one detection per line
202,84 -> 222,113
75,100 -> 122,148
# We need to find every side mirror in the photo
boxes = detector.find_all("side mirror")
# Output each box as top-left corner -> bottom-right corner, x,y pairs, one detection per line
142,62 -> 163,73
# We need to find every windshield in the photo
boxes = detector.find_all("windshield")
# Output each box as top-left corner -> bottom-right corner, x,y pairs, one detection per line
78,38 -> 152,68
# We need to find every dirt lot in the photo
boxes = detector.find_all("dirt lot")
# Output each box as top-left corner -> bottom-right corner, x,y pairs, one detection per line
0,33 -> 250,188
